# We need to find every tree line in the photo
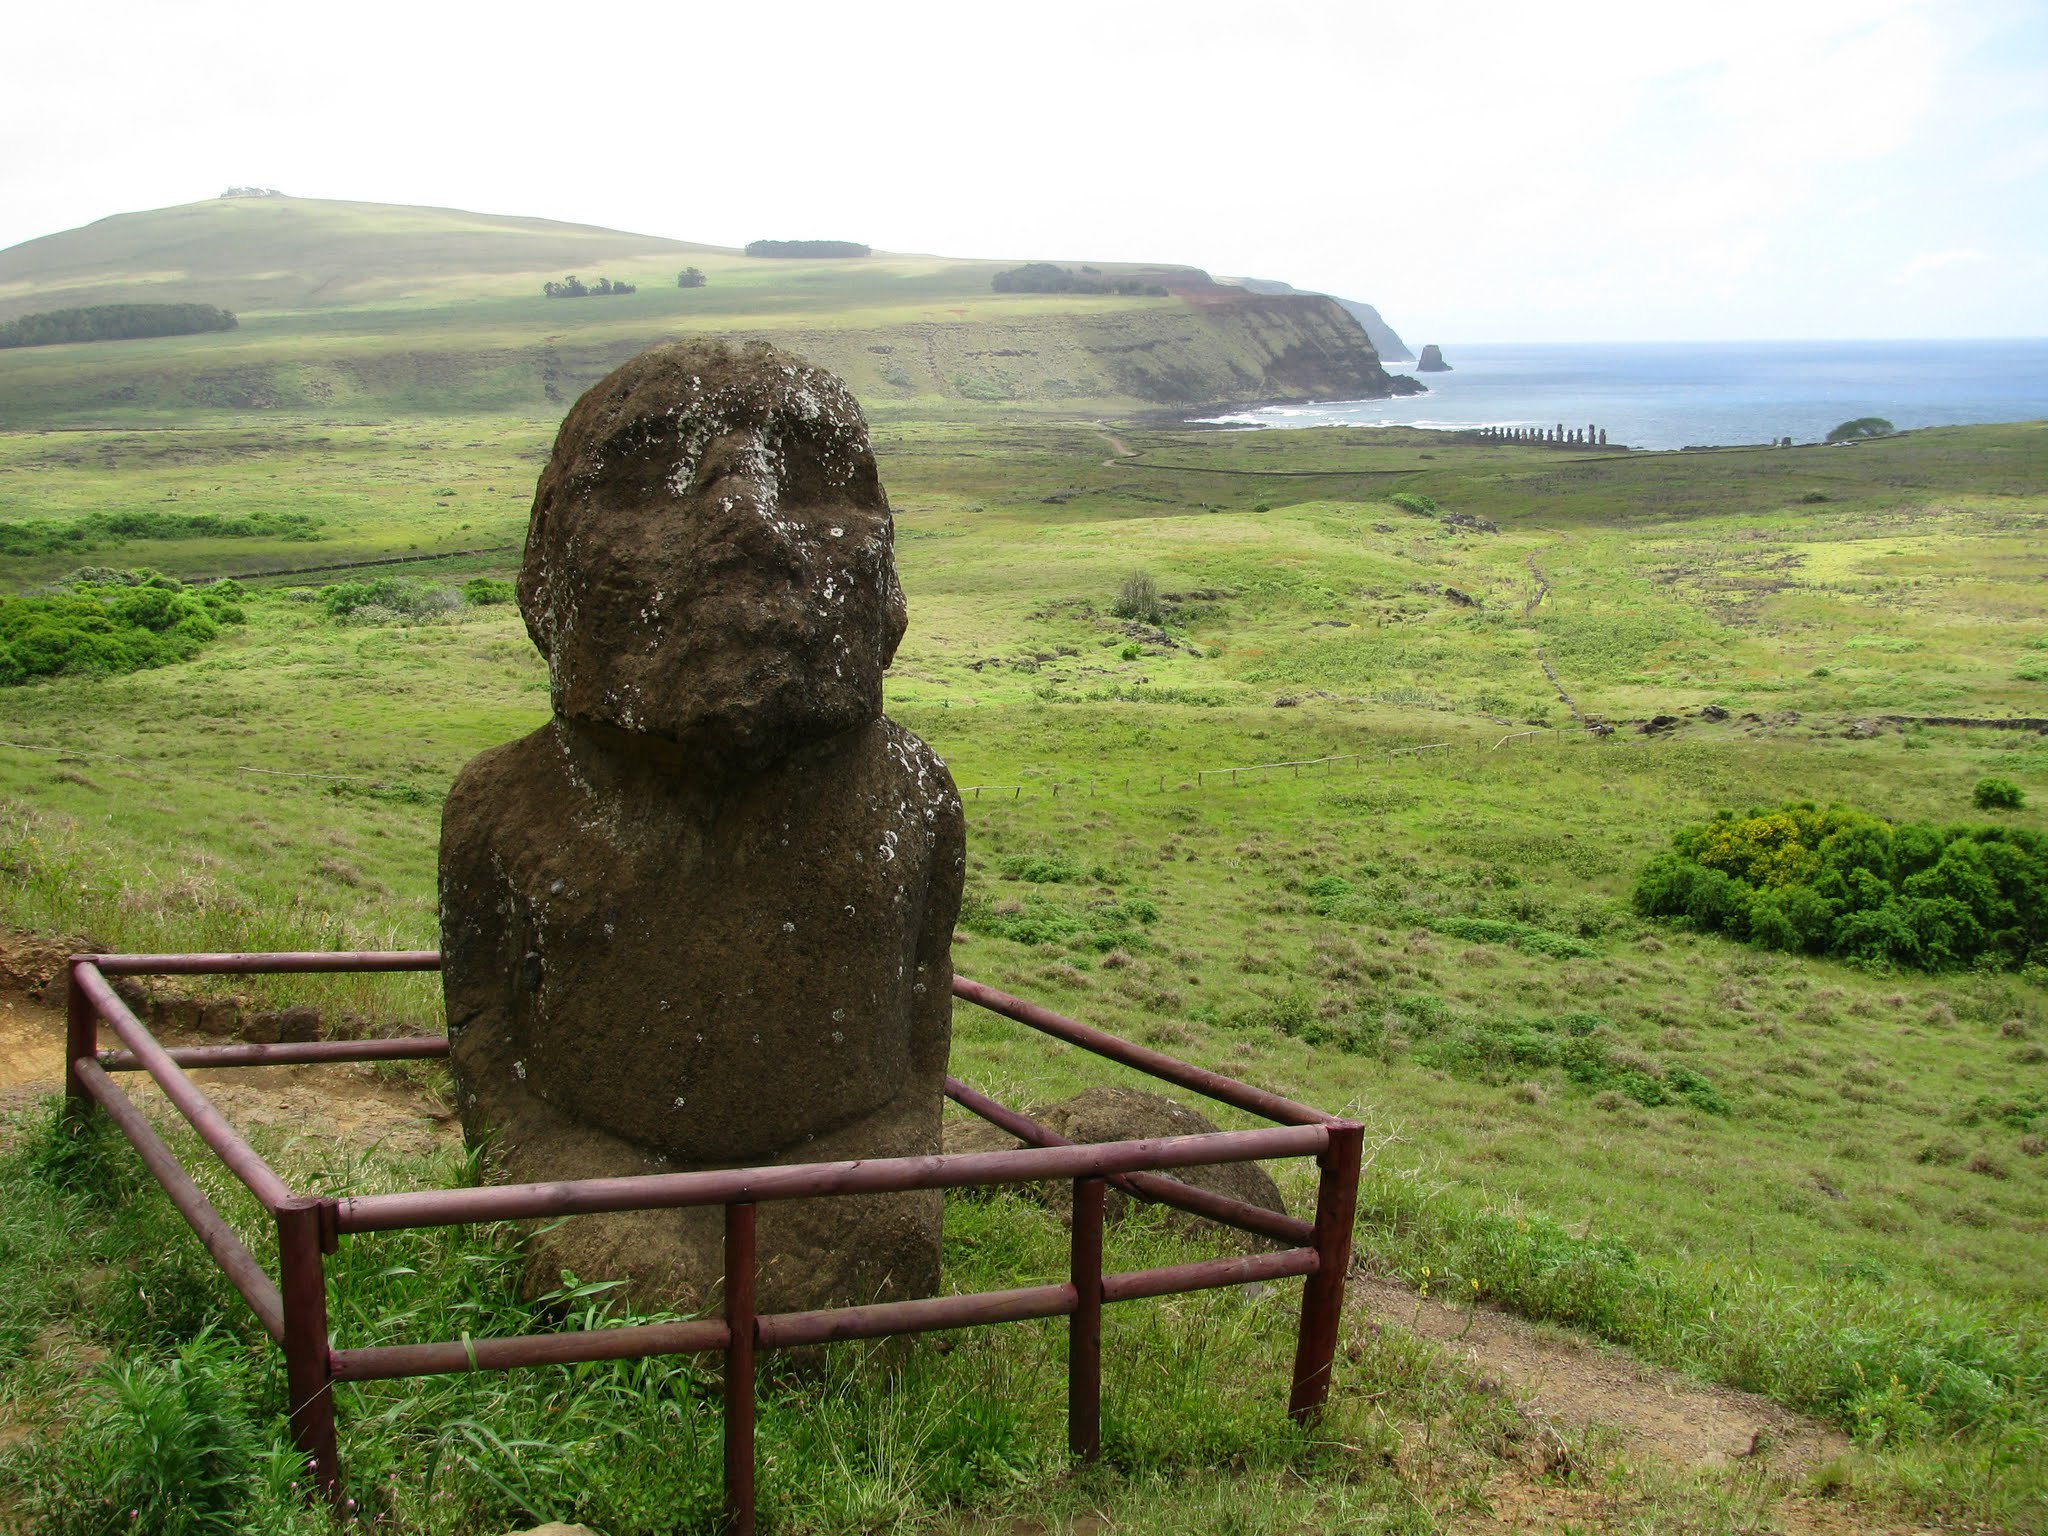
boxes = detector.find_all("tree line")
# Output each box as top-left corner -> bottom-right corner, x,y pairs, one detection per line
744,240 -> 869,258
991,263 -> 1168,296
542,276 -> 637,299
0,303 -> 237,350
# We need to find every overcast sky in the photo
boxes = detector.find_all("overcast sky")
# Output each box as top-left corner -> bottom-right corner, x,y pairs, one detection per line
5,0 -> 2044,342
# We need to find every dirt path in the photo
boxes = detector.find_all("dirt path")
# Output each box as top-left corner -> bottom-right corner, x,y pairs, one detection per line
1351,1276 -> 1848,1474
0,966 -> 454,1155
1091,421 -> 1139,466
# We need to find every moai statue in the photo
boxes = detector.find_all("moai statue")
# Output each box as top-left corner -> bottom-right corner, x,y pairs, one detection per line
440,339 -> 966,1314
1587,423 -> 1596,442
1599,428 -> 1607,445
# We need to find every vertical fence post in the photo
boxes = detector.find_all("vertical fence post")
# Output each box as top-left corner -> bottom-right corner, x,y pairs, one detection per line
64,958 -> 99,1121
276,1196 -> 341,1504
724,1203 -> 758,1536
1068,1176 -> 1105,1461
1288,1122 -> 1363,1422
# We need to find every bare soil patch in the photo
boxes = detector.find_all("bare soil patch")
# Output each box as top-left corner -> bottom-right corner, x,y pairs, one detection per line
1351,1275 -> 1848,1474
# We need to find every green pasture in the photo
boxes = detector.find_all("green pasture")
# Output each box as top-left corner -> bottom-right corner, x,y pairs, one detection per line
1,409 -> 2046,1531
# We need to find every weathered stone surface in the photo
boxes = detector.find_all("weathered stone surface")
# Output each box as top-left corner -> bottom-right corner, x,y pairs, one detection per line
442,339 -> 964,1315
945,1087 -> 1289,1244
1415,343 -> 1452,372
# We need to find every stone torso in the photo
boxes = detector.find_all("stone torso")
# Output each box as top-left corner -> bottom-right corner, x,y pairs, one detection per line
442,717 -> 963,1170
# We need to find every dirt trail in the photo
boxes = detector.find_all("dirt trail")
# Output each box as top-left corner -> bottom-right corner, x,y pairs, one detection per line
1351,1276 -> 1848,1474
1091,421 -> 1139,466
0,968 -> 454,1155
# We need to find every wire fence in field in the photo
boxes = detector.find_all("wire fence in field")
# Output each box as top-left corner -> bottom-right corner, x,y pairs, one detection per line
957,729 -> 1561,803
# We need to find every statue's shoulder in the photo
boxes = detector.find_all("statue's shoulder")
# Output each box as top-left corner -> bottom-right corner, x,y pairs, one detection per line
443,726 -> 568,850
871,718 -> 961,806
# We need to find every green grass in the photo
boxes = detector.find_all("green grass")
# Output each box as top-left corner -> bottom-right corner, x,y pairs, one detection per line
0,1098 -> 1526,1535
1,403 -> 2046,1530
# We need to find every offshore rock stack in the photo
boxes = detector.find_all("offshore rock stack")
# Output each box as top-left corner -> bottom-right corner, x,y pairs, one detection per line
1475,423 -> 1611,447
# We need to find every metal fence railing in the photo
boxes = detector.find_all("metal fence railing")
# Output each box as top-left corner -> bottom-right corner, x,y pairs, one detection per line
65,952 -> 1363,1534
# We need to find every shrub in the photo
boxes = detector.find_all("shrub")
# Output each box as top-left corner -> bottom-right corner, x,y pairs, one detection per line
318,577 -> 463,624
1389,492 -> 1439,515
0,571 -> 244,686
676,266 -> 707,288
1635,801 -> 2048,971
1111,571 -> 1163,625
0,509 -> 320,557
1974,777 -> 2025,811
1825,416 -> 1895,443
460,577 -> 516,606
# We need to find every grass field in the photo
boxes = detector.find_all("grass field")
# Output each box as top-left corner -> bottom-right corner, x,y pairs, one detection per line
2,388 -> 2045,1531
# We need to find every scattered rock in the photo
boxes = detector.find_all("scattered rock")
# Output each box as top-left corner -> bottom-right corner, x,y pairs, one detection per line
1443,587 -> 1479,607
245,1005 -> 322,1045
1637,715 -> 1681,735
945,1087 -> 1287,1241
1844,718 -> 1882,739
0,932 -> 96,1000
1698,704 -> 1730,722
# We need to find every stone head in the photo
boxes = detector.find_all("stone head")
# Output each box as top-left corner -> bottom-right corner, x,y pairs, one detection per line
519,340 -> 906,771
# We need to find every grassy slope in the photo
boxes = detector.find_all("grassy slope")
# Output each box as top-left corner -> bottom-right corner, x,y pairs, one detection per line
1,414 -> 2045,1527
0,197 -> 1397,421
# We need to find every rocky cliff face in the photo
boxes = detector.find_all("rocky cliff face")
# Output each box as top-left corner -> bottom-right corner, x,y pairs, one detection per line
1417,344 -> 1452,373
1222,277 -> 1413,361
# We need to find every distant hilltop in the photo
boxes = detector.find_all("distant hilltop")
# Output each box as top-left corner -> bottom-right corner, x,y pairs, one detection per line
0,195 -> 1422,418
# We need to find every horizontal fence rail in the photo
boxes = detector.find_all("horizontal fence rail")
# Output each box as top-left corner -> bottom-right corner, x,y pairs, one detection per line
63,951 -> 1364,1535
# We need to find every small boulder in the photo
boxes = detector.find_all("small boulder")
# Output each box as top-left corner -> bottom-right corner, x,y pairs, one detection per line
1698,704 -> 1730,722
945,1086 -> 1288,1243
243,1005 -> 322,1045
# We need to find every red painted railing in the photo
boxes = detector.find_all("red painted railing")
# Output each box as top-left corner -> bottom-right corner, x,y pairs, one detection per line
64,951 -> 1363,1533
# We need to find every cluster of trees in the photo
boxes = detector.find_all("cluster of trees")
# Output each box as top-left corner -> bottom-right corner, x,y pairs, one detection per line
991,263 -> 1168,296
1634,801 -> 2047,971
0,571 -> 245,686
0,304 -> 237,350
219,186 -> 282,198
0,509 -> 321,557
1826,417 -> 1895,443
542,276 -> 636,299
676,267 -> 707,288
744,240 -> 869,258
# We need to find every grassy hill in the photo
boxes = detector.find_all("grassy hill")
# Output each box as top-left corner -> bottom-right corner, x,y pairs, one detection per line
0,196 -> 1411,421
0,195 -> 730,316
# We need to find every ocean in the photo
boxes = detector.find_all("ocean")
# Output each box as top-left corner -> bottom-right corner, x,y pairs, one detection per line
1198,339 -> 2048,452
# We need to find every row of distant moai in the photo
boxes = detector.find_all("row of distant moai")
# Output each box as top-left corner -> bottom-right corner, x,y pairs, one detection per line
1475,423 -> 1608,446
